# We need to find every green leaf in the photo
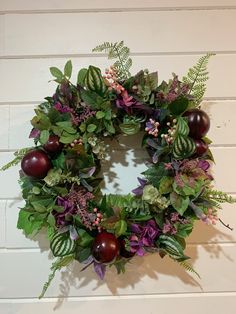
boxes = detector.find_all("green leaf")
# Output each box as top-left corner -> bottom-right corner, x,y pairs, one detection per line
50,232 -> 76,257
173,134 -> 195,159
60,132 -> 78,144
32,186 -> 41,195
96,111 -> 106,119
159,176 -> 173,194
77,229 -> 94,247
50,67 -> 63,79
44,168 -> 62,187
47,213 -> 56,227
158,235 -> 189,261
17,210 -> 45,236
169,97 -> 189,115
64,60 -> 72,79
176,117 -> 189,136
87,124 -> 97,133
39,129 -> 49,145
77,247 -> 91,263
31,201 -> 47,213
56,121 -> 77,134
52,152 -> 65,169
77,68 -> 88,86
170,192 -> 189,215
177,223 -> 193,238
114,220 -> 127,237
104,121 -> 115,134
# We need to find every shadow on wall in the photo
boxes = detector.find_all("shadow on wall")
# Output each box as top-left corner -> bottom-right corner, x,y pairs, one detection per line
11,131 -> 235,308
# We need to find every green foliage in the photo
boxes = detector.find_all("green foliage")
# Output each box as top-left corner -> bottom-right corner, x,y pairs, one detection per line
44,169 -> 80,187
39,255 -> 74,299
202,189 -> 236,204
84,65 -> 107,95
173,134 -> 196,159
168,97 -> 189,115
142,185 -> 170,210
183,53 -> 215,105
178,261 -> 200,278
114,220 -> 127,237
17,209 -> 47,236
50,232 -> 76,257
50,60 -> 73,83
64,60 -> 72,79
77,68 -> 88,86
0,147 -> 32,171
77,229 -> 94,247
93,41 -> 132,80
158,235 -> 189,262
170,192 -> 189,215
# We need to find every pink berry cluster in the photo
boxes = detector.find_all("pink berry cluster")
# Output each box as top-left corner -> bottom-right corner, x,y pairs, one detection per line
145,118 -> 160,137
202,208 -> 218,225
103,66 -> 125,94
161,119 -> 177,144
93,207 -> 103,231
70,138 -> 83,148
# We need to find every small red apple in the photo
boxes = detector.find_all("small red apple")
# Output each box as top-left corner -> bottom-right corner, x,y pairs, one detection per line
194,139 -> 208,157
21,149 -> 52,179
43,135 -> 63,154
183,109 -> 210,139
92,232 -> 119,264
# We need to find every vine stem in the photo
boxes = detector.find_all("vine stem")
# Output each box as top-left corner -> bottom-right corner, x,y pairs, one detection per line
219,218 -> 233,231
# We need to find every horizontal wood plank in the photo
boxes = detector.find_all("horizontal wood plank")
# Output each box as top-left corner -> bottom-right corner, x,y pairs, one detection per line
2,100 -> 236,152
0,201 -> 6,248
0,54 -> 236,103
0,147 -> 236,199
1,0 -> 236,13
5,197 -> 236,249
0,293 -> 236,314
0,244 -> 236,298
2,10 -> 236,56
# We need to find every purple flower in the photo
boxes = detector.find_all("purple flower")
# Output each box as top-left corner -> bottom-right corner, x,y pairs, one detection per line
53,196 -> 75,227
29,128 -> 40,139
116,91 -> 142,113
129,220 -> 159,255
54,102 -> 73,113
198,160 -> 210,171
132,177 -> 147,196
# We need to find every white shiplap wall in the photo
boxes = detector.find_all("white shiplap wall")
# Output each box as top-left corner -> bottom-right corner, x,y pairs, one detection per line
0,1 -> 236,313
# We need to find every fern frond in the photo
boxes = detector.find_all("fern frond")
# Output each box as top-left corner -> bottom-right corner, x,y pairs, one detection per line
178,261 -> 201,279
203,189 -> 236,204
0,147 -> 32,171
93,41 -> 132,80
183,53 -> 215,105
39,255 -> 74,299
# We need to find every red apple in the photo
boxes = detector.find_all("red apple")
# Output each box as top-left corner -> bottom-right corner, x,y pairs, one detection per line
194,139 -> 208,157
92,232 -> 119,264
183,109 -> 210,139
43,135 -> 63,154
21,149 -> 52,179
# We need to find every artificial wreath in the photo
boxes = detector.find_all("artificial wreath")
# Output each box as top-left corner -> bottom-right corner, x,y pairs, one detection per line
1,41 -> 235,298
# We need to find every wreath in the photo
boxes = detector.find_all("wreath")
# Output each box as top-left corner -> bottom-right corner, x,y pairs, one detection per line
1,41 -> 235,298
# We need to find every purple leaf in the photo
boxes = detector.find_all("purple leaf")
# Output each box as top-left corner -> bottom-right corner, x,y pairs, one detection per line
94,262 -> 106,280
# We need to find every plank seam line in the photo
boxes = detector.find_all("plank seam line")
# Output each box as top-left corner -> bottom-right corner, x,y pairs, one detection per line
1,50 -> 236,59
1,291 -> 236,302
1,98 -> 236,107
1,242 -> 236,253
0,6 -> 236,15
